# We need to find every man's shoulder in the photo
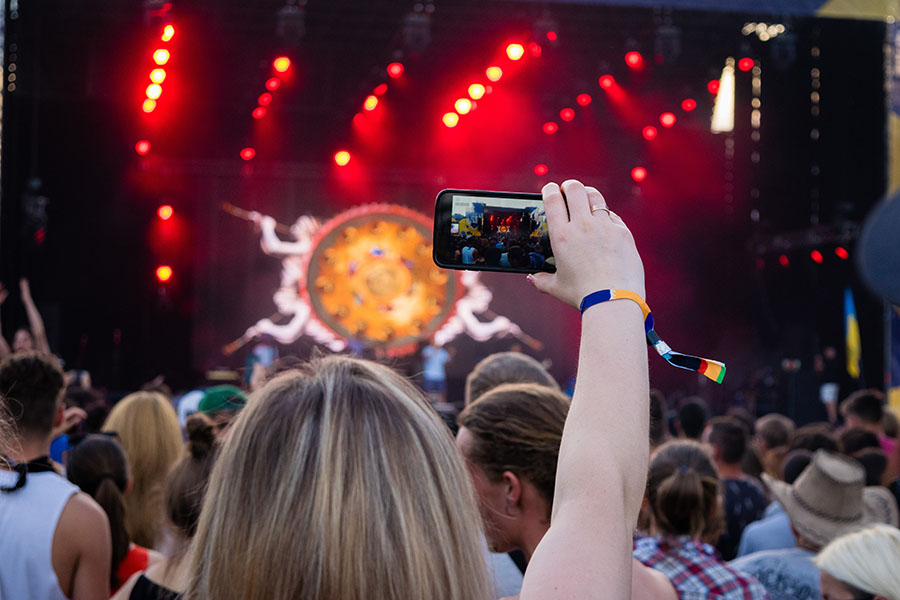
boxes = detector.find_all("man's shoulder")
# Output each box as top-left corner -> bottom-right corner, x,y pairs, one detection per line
56,491 -> 110,542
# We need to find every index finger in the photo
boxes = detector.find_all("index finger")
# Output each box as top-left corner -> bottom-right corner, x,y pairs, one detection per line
541,182 -> 569,230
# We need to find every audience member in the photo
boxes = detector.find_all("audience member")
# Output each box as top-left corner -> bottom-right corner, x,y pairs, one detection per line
0,352 -> 111,599
730,450 -> 899,600
2,279 -> 53,356
884,408 -> 899,439
649,389 -> 669,449
196,384 -> 247,436
103,391 -> 183,550
753,413 -> 795,480
675,397 -> 709,440
842,390 -> 896,457
633,440 -> 769,599
464,351 -> 559,406
789,423 -> 841,453
113,414 -> 218,600
815,524 -> 900,600
65,433 -> 162,593
736,450 -> 812,557
704,416 -> 769,560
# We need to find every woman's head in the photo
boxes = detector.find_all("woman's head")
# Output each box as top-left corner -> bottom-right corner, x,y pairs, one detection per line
185,355 -> 490,600
166,414 -> 218,540
816,524 -> 900,600
102,391 -> 182,548
646,440 -> 721,541
465,351 -> 559,406
456,382 -> 569,554
12,328 -> 34,353
65,433 -> 130,589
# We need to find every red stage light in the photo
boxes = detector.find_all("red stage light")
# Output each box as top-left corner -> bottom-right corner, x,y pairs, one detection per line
598,74 -> 615,89
135,140 -> 151,156
258,92 -> 272,106
153,49 -> 170,65
265,77 -> 281,91
835,247 -> 850,260
534,164 -> 549,176
273,56 -> 291,73
642,126 -> 658,140
529,42 -> 542,58
455,98 -> 473,114
506,43 -> 525,61
373,83 -> 388,96
559,108 -> 575,122
240,147 -> 256,161
624,51 -> 643,68
363,95 -> 378,111
252,106 -> 267,119
142,99 -> 157,113
681,98 -> 697,112
542,121 -> 558,135
486,66 -> 503,82
387,62 -> 404,78
156,266 -> 173,282
576,93 -> 592,106
443,112 -> 459,128
334,150 -> 351,166
778,254 -> 790,268
738,57 -> 755,72
546,31 -> 558,41
161,24 -> 175,42
145,83 -> 162,100
659,112 -> 676,128
468,83 -> 486,100
157,205 -> 174,220
631,166 -> 647,182
810,250 -> 824,263
707,79 -> 720,94
149,68 -> 166,84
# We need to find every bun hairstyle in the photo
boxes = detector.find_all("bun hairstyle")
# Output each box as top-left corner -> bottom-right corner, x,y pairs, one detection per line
65,434 -> 131,589
166,413 -> 217,539
646,440 -> 721,541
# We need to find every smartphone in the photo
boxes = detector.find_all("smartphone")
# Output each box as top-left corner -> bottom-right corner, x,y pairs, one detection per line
432,189 -> 555,273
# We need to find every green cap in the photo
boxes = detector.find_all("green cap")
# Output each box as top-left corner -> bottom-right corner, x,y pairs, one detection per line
198,385 -> 247,414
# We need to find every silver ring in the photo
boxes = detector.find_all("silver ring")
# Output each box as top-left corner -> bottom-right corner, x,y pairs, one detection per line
591,205 -> 612,217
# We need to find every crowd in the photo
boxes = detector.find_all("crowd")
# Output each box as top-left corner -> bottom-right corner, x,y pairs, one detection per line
2,180 -> 900,599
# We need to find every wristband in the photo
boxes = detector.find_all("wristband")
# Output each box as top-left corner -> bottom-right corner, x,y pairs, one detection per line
580,289 -> 726,384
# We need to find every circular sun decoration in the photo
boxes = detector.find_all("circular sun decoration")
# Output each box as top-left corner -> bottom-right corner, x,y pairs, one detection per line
305,205 -> 459,350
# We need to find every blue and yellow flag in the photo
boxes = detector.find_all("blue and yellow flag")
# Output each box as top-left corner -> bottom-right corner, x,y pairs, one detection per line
890,307 -> 900,411
845,287 -> 862,380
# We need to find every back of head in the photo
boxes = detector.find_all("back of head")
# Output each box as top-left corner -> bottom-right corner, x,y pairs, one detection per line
649,390 -> 668,448
842,428 -> 882,456
0,352 -> 64,440
789,423 -> 840,453
841,389 -> 886,425
706,416 -> 747,465
646,440 -> 721,540
755,413 -> 795,449
102,391 -> 182,548
65,434 -> 130,589
816,524 -> 900,600
677,398 -> 709,440
166,414 -> 218,540
186,355 -> 490,600
781,450 -> 814,484
465,351 -> 558,406
884,409 -> 899,439
457,382 -> 570,517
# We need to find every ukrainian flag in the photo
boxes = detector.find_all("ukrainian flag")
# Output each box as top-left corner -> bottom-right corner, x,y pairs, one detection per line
845,287 -> 862,380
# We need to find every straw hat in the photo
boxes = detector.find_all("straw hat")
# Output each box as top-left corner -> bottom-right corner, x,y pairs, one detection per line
762,450 -> 899,549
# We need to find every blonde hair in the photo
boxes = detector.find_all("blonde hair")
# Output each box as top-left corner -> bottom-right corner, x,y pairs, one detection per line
185,355 -> 491,600
102,391 -> 182,548
816,524 -> 900,600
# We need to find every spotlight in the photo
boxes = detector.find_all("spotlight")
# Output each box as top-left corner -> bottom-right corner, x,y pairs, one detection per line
624,51 -> 643,69
142,99 -> 157,113
156,265 -> 173,282
149,68 -> 166,84
681,98 -> 697,111
576,93 -> 592,106
258,93 -> 273,106
153,49 -> 170,65
265,78 -> 281,91
547,31 -> 557,41
598,74 -> 615,89
659,112 -> 676,128
468,83 -> 486,100
373,83 -> 388,95
161,24 -> 175,42
157,205 -> 174,220
146,84 -> 162,100
529,42 -> 542,58
363,95 -> 378,111
387,62 -> 404,78
442,112 -> 459,128
240,147 -> 256,161
835,247 -> 849,260
559,108 -> 574,122
642,126 -> 658,140
631,167 -> 647,182
252,107 -> 267,119
506,44 -> 525,61
710,59 -> 735,133
334,150 -> 351,166
534,164 -> 549,176
486,66 -> 503,82
455,98 -> 472,114
707,80 -> 720,94
810,250 -> 824,264
273,56 -> 291,72
135,140 -> 151,156
542,121 -> 558,135
778,254 -> 790,268
738,57 -> 755,71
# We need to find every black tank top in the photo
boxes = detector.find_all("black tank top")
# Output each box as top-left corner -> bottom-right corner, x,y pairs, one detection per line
129,574 -> 181,600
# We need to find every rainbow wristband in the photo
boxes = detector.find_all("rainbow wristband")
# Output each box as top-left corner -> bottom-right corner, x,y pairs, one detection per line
579,289 -> 726,384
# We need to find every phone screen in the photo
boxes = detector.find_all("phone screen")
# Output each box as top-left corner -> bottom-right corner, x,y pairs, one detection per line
432,189 -> 555,273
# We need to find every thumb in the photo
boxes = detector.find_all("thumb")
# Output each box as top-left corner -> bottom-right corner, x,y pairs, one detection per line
528,272 -> 555,296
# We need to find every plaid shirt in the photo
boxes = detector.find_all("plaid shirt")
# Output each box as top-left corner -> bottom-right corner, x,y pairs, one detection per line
634,535 -> 771,600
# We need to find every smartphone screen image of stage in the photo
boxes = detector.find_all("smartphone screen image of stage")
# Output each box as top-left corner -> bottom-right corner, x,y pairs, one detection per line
444,193 -> 555,273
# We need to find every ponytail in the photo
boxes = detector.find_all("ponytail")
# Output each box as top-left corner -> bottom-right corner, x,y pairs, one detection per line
647,441 -> 721,540
93,475 -> 130,588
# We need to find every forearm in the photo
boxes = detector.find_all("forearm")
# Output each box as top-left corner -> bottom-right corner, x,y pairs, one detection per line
22,295 -> 51,354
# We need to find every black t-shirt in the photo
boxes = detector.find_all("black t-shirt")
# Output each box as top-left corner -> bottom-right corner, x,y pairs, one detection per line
716,477 -> 769,561
130,574 -> 181,600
